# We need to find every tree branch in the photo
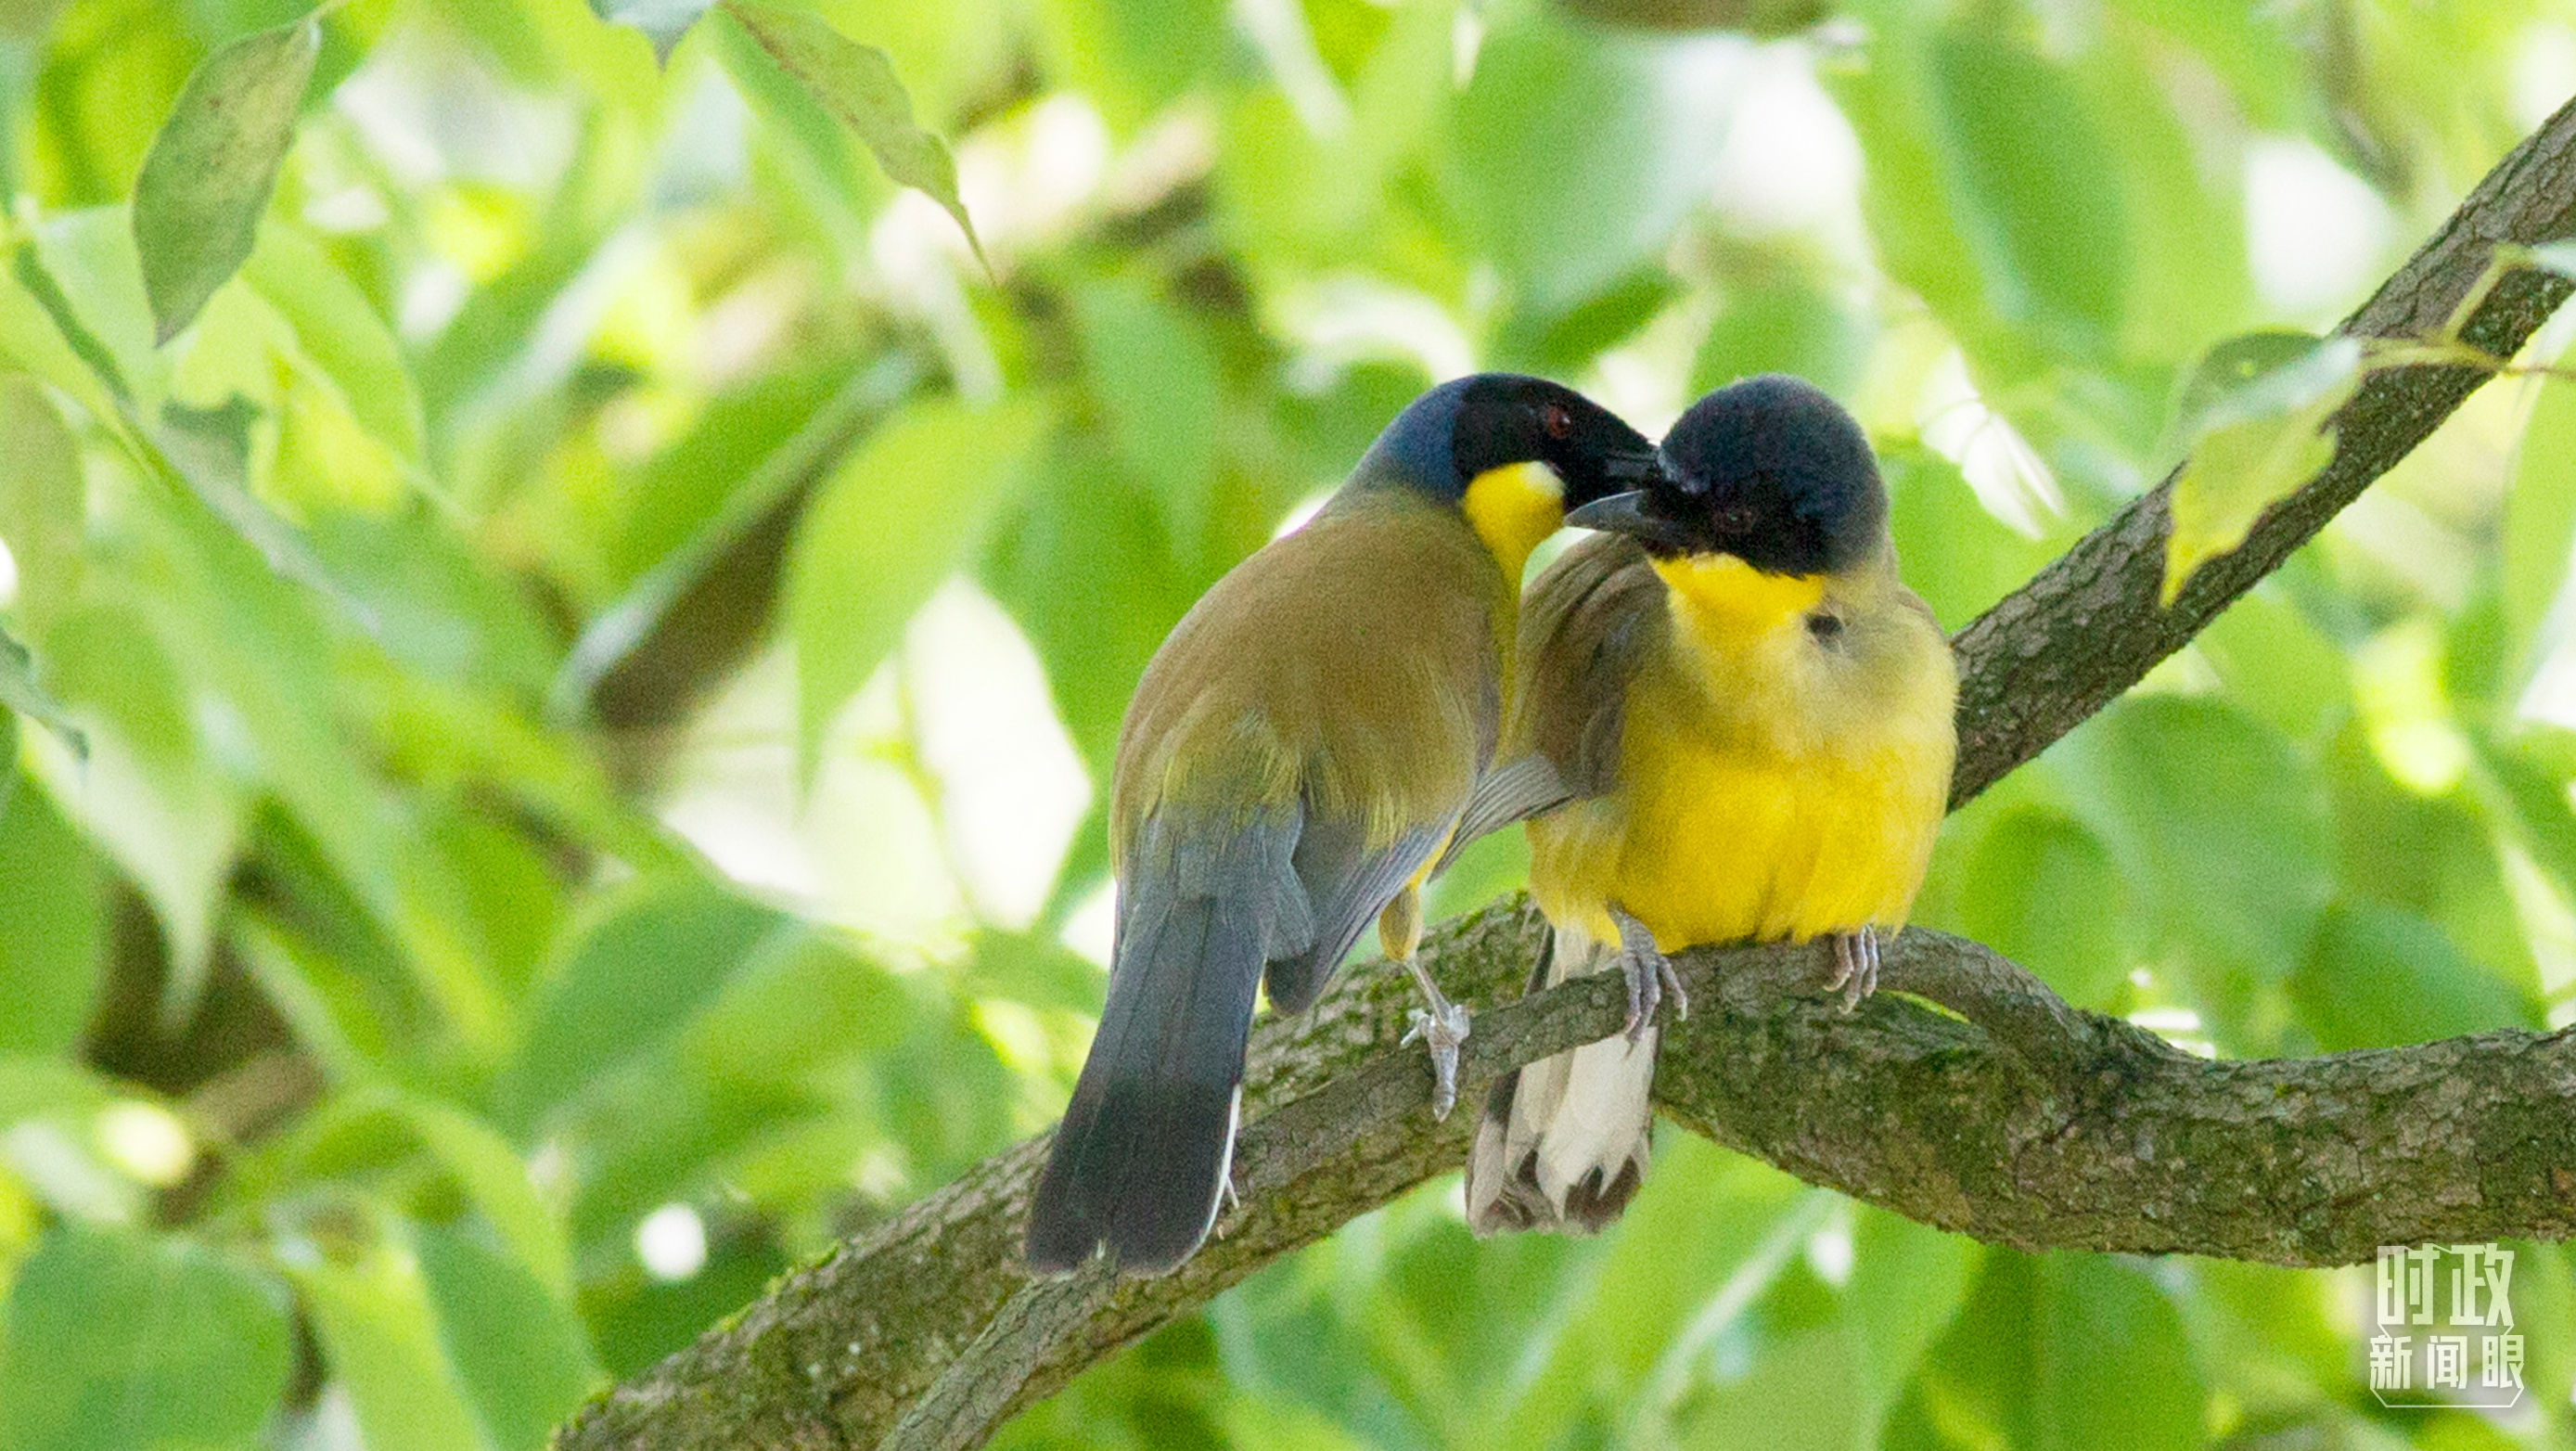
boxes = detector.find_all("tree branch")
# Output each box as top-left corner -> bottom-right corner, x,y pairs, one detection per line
1950,92 -> 2576,803
556,96 -> 2576,1451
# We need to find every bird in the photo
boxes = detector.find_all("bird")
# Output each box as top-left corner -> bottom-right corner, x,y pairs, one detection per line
1461,373 -> 1957,1235
1025,372 -> 1659,1277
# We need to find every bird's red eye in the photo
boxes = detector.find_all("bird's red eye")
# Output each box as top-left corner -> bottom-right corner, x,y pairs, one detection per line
1540,403 -> 1574,440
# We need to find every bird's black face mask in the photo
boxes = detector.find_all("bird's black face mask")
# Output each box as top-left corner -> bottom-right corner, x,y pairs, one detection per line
1446,376 -> 1660,513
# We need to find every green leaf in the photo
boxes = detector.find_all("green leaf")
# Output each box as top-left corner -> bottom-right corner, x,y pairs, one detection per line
151,395 -> 374,629
2326,727 -> 2535,991
28,605 -> 241,1009
1954,808 -> 2129,1008
0,0 -> 65,43
2101,0 -> 2304,127
0,1056 -> 108,1127
1841,1209 -> 1975,1445
28,210 -> 160,409
228,915 -> 396,1088
1451,16 -> 1727,317
110,479 -> 429,1037
1923,30 -> 2127,351
0,1223 -> 292,1451
307,505 -> 559,695
1483,1144 -> 1812,1445
2075,33 -> 2253,359
1689,276 -> 1871,401
722,0 -> 986,265
2163,331 -> 2362,604
682,931 -> 914,1081
980,443 -> 1193,782
2505,375 -> 2576,675
1036,0 -> 1224,130
1827,31 -> 1993,364
2512,1241 -> 2576,1414
1672,1326 -> 1866,1451
414,1222 -> 602,1451
2056,698 -> 2331,1043
603,362 -> 853,587
0,617 -> 83,759
587,0 -> 715,63
1916,1252 -> 2204,1451
1690,1208 -> 1976,1451
1830,21 -> 2125,372
1507,269 -> 1677,375
292,1089 -> 578,1301
496,877 -> 792,1131
2192,587 -> 2351,745
582,1234 -> 788,1378
788,392 -> 1051,777
280,1202 -> 489,1451
1069,278 -> 1224,560
2165,331 -> 2360,453
0,250 -> 125,426
237,224 -> 425,464
704,13 -> 889,222
955,930 -> 1103,1014
2026,1257 -> 2203,1451
2288,902 -> 2536,1050
0,1059 -> 142,1222
0,788 -> 104,1057
1879,443 -> 2060,631
130,17 -> 320,344
554,1068 -> 827,1263
408,799 -> 568,1002
549,355 -> 918,721
1553,0 -> 1823,33
0,372 -> 84,629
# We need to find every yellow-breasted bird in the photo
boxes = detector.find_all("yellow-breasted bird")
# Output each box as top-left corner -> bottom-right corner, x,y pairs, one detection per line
1461,374 -> 1957,1234
1026,374 -> 1658,1276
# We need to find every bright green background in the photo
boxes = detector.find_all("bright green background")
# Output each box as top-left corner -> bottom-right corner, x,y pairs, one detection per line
1,0 -> 2574,1446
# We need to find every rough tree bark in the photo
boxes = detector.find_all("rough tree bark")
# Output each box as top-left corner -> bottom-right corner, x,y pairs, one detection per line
556,96 -> 2576,1451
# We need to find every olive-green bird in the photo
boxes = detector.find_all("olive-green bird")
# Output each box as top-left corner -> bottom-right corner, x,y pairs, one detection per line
1461,374 -> 1957,1234
1026,374 -> 1658,1277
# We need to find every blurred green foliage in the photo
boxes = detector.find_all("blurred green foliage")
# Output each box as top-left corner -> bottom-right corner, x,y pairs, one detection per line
0,0 -> 2573,1447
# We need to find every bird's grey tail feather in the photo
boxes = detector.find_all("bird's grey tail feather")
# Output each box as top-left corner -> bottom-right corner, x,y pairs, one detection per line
1026,812 -> 1302,1276
1465,923 -> 1656,1236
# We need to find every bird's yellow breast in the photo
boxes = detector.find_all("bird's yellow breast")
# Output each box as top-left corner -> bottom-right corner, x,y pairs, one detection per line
1528,556 -> 1954,953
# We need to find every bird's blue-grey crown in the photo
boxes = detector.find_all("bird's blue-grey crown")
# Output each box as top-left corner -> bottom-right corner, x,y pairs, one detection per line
1570,374 -> 1886,575
1350,372 -> 1657,507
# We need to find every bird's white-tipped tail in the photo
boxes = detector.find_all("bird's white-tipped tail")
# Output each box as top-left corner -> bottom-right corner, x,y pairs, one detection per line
1465,924 -> 1657,1235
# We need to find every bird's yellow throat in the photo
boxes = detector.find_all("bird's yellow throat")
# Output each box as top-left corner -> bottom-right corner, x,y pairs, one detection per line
1652,553 -> 1827,635
1462,462 -> 1566,582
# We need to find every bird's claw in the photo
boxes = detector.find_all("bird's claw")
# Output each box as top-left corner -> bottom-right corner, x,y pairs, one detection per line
1826,927 -> 1880,1012
1402,998 -> 1471,1120
1617,947 -> 1688,1042
1608,905 -> 1685,1042
1397,955 -> 1470,1120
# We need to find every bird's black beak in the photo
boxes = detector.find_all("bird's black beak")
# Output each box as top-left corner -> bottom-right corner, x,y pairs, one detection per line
1565,489 -> 1696,552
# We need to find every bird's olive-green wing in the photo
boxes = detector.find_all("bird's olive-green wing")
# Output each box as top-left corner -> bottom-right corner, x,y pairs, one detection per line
1436,533 -> 1666,870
